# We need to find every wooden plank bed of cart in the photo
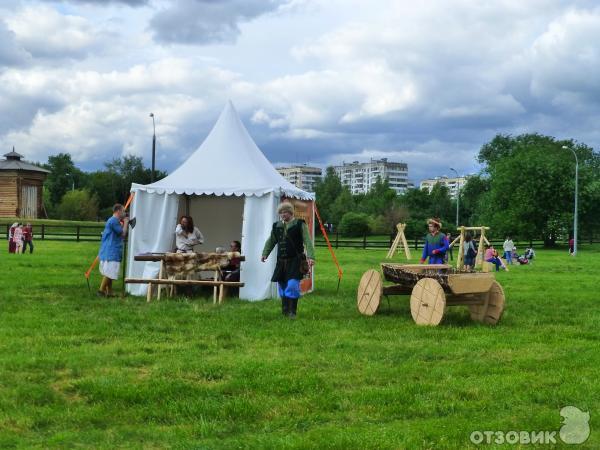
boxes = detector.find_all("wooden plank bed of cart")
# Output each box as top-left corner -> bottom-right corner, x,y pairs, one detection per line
357,263 -> 505,326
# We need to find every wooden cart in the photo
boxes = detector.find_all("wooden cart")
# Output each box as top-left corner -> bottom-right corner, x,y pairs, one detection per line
357,263 -> 505,326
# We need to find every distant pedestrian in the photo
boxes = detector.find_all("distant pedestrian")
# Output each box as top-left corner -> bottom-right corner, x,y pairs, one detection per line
463,233 -> 477,270
569,237 -> 575,256
8,222 -> 17,253
12,223 -> 23,254
503,236 -> 514,265
22,223 -> 34,254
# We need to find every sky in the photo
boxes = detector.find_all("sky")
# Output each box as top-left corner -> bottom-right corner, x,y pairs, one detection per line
1,0 -> 599,183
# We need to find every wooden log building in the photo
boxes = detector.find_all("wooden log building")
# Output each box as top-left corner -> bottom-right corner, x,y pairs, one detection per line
0,148 -> 49,219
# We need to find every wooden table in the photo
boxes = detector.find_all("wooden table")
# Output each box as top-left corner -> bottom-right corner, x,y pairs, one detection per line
131,253 -> 245,302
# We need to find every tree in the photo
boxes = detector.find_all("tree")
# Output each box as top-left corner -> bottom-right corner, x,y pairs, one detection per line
329,187 -> 355,226
459,175 -> 490,225
358,177 -> 398,217
44,153 -> 85,207
477,133 -> 600,245
339,212 -> 370,237
314,167 -> 343,223
104,155 -> 167,204
57,190 -> 99,221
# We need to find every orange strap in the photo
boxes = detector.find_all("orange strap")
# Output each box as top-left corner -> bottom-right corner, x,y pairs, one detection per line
314,203 -> 343,281
84,192 -> 135,279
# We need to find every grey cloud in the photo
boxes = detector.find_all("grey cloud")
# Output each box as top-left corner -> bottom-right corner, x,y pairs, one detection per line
0,21 -> 30,67
149,0 -> 286,45
38,0 -> 148,5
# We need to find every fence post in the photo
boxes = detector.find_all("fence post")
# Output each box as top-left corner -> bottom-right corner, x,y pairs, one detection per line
363,234 -> 367,249
76,225 -> 80,242
42,224 -> 45,240
335,231 -> 339,249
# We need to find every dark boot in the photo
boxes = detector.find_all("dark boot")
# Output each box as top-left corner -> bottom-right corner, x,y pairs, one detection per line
288,298 -> 298,319
281,297 -> 288,315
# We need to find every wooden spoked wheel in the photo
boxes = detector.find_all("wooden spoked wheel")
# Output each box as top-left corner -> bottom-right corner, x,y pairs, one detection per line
410,278 -> 446,325
468,281 -> 505,325
357,269 -> 383,316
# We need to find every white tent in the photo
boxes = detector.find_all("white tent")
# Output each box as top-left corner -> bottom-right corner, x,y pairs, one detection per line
126,101 -> 315,300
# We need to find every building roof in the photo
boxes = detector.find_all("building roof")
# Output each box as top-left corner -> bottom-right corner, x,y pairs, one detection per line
0,149 -> 50,173
132,101 -> 313,199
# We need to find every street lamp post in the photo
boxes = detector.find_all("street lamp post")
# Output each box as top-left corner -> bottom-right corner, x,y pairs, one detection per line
150,113 -> 156,183
562,145 -> 578,256
66,173 -> 75,191
450,167 -> 460,227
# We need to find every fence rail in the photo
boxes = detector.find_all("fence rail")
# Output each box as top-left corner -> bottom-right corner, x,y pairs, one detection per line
3,223 -> 104,242
4,223 -> 599,248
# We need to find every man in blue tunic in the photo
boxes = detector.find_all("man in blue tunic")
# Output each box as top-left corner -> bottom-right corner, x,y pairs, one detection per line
98,204 -> 129,297
420,217 -> 449,264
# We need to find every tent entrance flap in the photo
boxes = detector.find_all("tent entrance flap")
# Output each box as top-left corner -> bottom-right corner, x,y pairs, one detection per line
179,195 -> 244,252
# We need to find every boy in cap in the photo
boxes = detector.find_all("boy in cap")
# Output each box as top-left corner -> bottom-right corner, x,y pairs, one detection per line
420,217 -> 449,264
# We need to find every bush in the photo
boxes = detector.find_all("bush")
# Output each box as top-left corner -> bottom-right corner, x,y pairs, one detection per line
368,215 -> 389,235
57,189 -> 99,221
339,212 -> 371,237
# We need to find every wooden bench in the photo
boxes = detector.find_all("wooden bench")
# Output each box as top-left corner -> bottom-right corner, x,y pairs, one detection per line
125,278 -> 244,303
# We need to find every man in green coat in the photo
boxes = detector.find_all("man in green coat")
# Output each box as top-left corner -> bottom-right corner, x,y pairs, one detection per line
261,202 -> 315,318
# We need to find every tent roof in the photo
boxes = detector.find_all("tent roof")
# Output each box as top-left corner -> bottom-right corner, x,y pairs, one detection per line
132,101 -> 313,200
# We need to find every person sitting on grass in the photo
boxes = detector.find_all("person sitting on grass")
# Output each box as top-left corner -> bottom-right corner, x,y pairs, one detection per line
524,247 -> 535,261
420,217 -> 449,264
484,244 -> 508,272
97,204 -> 129,297
175,215 -> 204,253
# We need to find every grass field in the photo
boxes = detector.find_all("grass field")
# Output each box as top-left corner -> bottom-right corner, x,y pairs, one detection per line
0,242 -> 598,449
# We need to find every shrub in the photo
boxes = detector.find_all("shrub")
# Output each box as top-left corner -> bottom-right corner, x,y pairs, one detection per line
57,189 -> 99,221
339,212 -> 371,237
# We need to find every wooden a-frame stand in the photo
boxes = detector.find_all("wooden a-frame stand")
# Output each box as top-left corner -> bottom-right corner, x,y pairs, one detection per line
386,223 -> 411,260
450,226 -> 490,269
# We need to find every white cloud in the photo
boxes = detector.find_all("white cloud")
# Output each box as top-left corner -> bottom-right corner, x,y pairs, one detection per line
6,5 -> 117,61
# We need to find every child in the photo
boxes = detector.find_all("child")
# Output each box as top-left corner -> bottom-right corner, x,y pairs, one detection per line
12,223 -> 23,254
420,218 -> 449,264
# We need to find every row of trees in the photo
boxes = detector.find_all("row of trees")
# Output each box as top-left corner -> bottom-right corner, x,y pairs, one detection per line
315,133 -> 600,244
43,154 -> 166,220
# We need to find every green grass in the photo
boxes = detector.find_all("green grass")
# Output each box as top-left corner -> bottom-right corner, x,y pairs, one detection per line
0,242 -> 598,449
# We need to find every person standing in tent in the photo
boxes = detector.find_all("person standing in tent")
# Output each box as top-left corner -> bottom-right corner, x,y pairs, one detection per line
175,215 -> 204,253
97,204 -> 129,297
420,217 -> 449,264
261,202 -> 315,318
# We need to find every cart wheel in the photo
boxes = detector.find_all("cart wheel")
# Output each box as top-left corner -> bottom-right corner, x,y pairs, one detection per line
469,280 -> 505,324
410,278 -> 446,325
357,269 -> 383,316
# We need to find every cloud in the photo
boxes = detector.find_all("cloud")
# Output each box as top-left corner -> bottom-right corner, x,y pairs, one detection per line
149,0 -> 287,45
38,0 -> 148,5
0,20 -> 30,67
6,6 -> 114,60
